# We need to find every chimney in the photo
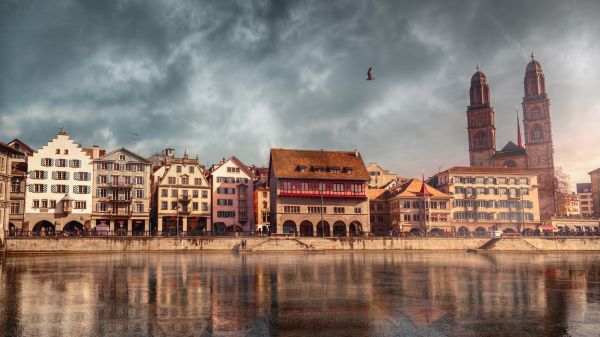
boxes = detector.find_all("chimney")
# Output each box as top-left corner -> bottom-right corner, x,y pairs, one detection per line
92,145 -> 100,159
354,149 -> 359,157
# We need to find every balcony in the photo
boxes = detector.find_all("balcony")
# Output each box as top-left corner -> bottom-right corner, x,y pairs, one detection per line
108,182 -> 132,189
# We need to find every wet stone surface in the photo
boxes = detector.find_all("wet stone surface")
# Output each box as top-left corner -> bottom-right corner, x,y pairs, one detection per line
1,252 -> 600,337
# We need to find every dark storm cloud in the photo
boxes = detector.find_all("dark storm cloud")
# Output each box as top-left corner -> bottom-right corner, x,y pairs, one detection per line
1,0 -> 599,182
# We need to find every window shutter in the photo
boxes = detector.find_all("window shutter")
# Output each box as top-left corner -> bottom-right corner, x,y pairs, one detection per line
29,171 -> 35,179
42,185 -> 47,192
29,185 -> 34,192
65,172 -> 70,180
52,171 -> 57,179
74,173 -> 79,181
65,185 -> 69,193
43,171 -> 48,179
51,185 -> 56,193
86,172 -> 91,181
41,158 -> 45,166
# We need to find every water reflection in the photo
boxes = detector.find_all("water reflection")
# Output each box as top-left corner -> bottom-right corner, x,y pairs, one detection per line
1,252 -> 600,337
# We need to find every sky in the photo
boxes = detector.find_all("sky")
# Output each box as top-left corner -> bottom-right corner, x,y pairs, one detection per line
1,0 -> 599,185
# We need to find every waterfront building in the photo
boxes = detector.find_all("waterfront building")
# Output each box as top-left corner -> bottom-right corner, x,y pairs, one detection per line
388,178 -> 452,235
210,157 -> 255,233
151,150 -> 211,235
589,168 -> 600,216
433,166 -> 541,235
367,162 -> 400,189
576,183 -> 593,217
1,141 -> 20,242
466,55 -> 557,217
565,193 -> 580,217
268,148 -> 370,236
368,188 -> 391,236
6,139 -> 33,232
91,147 -> 152,235
24,130 -> 94,233
254,179 -> 270,234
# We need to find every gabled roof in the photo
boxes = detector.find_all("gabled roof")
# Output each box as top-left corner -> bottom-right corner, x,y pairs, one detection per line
7,139 -> 34,155
589,167 -> 600,175
93,147 -> 151,163
0,141 -> 21,155
390,178 -> 450,198
368,188 -> 389,201
494,141 -> 526,157
211,156 -> 255,178
269,148 -> 369,181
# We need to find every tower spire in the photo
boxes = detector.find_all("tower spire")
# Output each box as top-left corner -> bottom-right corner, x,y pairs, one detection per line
516,107 -> 523,148
530,52 -> 535,61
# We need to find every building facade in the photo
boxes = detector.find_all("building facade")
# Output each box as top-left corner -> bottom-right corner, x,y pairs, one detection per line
366,162 -> 399,189
24,130 -> 94,234
151,151 -> 211,235
589,169 -> 600,217
576,183 -> 594,217
6,139 -> 33,232
92,147 -> 152,235
388,179 -> 452,235
466,55 -> 556,217
269,148 -> 370,236
1,141 -> 19,242
254,180 -> 270,234
210,157 -> 255,233
368,189 -> 391,236
565,193 -> 580,217
434,167 -> 542,235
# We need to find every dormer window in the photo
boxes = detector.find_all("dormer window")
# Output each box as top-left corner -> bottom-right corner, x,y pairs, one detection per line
327,166 -> 340,173
296,165 -> 307,173
343,167 -> 353,174
119,155 -> 126,161
311,166 -> 325,173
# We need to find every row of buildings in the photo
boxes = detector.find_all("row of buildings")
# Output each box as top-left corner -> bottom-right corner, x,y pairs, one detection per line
1,55 -> 600,241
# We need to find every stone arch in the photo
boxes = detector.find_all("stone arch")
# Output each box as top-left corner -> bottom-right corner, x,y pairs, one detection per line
333,221 -> 346,237
458,226 -> 470,237
299,220 -> 313,237
503,227 -> 517,233
474,227 -> 487,236
409,227 -> 423,236
531,124 -> 543,143
64,220 -> 84,233
282,220 -> 297,234
33,220 -> 55,235
349,221 -> 363,237
473,131 -> 488,149
429,227 -> 444,237
213,222 -> 226,234
316,221 -> 330,237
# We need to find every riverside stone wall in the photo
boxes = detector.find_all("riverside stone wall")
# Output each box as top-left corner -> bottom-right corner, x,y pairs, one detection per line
5,236 -> 600,253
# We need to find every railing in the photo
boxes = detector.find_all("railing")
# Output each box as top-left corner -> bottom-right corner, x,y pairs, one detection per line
4,230 -> 261,238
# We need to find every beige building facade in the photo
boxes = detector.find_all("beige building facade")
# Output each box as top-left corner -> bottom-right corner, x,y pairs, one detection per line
576,183 -> 593,217
269,149 -> 370,236
6,139 -> 32,232
1,141 -> 20,242
589,169 -> 600,216
434,167 -> 542,235
366,162 -> 399,189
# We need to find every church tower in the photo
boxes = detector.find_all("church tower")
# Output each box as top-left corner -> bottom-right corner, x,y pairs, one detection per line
522,54 -> 556,215
467,66 -> 496,167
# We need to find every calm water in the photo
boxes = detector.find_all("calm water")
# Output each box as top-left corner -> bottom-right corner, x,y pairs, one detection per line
1,252 -> 600,337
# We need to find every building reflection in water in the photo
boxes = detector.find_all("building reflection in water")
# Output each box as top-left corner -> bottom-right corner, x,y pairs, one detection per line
1,252 -> 600,337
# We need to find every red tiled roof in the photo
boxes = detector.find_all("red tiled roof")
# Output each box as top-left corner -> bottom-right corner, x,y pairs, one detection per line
367,188 -> 389,201
392,179 -> 450,198
270,148 -> 370,181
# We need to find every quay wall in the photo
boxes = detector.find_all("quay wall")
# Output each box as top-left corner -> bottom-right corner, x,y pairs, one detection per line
4,237 -> 600,253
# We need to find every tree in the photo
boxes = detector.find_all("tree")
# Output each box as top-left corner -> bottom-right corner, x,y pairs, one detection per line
554,167 -> 572,216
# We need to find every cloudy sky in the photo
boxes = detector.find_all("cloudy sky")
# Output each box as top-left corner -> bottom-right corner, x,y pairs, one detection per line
1,0 -> 599,184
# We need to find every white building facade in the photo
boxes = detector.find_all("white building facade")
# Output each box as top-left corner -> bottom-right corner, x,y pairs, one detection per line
25,130 -> 93,234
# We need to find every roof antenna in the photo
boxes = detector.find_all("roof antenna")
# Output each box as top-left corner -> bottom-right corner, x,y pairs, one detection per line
530,52 -> 535,61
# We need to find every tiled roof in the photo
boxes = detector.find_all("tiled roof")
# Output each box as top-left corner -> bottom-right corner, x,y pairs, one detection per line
441,166 -> 534,175
270,148 -> 369,181
0,141 -> 21,155
589,167 -> 600,175
493,141 -> 526,157
391,178 -> 450,198
367,188 -> 389,201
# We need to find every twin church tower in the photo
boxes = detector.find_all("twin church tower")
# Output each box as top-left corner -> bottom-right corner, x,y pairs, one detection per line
466,54 -> 556,216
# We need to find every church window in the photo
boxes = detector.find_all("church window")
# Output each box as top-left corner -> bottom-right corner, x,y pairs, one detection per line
474,131 -> 488,149
531,124 -> 543,143
530,107 -> 541,119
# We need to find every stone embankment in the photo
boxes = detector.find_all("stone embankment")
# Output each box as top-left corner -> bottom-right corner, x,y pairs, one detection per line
3,236 -> 600,253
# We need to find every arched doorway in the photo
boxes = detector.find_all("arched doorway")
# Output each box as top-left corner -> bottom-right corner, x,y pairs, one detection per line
33,220 -> 55,235
299,221 -> 313,237
64,221 -> 84,235
213,222 -> 226,235
429,227 -> 444,237
409,227 -> 423,237
458,226 -> 470,237
349,221 -> 363,237
8,223 -> 16,236
283,220 -> 297,235
333,221 -> 346,237
316,221 -> 330,237
503,227 -> 516,233
474,227 -> 487,237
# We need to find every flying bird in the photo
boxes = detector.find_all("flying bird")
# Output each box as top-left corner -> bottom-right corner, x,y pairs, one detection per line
367,67 -> 375,80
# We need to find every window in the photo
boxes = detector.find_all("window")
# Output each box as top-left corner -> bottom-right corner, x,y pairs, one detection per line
308,206 -> 326,214
33,200 -> 40,208
33,170 -> 46,179
55,149 -> 60,154
531,124 -> 543,143
474,131 -> 488,149
193,190 -> 199,198
10,202 -> 19,214
74,185 -> 89,194
181,177 -> 189,185
194,178 -> 202,185
262,191 -> 268,198
161,189 -> 168,197
64,149 -> 68,155
55,171 -> 68,180
74,201 -> 86,209
41,158 -> 53,167
193,202 -> 198,210
136,204 -> 144,213
50,200 -> 56,208
41,200 -> 48,208
135,177 -> 143,185
354,207 -> 362,214
189,166 -> 194,174
98,188 -> 107,197
119,155 -> 126,161
168,177 -> 176,184
217,187 -> 235,194
11,180 -> 22,193
202,190 -> 208,198
171,201 -> 178,210
99,175 -> 107,184
334,207 -> 345,214
284,206 -> 300,213
70,160 -> 81,168
56,159 -> 67,167
124,176 -> 131,185
227,167 -> 240,173
54,185 -> 67,193
176,165 -> 182,173
136,189 -> 144,198
217,199 -> 234,206
75,172 -> 89,181
161,201 -> 168,210
32,184 -> 46,193
171,189 -> 178,197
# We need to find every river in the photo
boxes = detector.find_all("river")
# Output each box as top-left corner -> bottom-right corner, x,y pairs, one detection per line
1,252 -> 599,337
